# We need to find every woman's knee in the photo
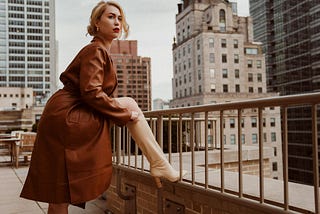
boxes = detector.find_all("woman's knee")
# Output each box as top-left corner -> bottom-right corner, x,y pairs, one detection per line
116,97 -> 140,111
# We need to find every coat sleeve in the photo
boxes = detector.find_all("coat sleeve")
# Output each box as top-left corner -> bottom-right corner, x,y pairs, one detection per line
79,45 -> 131,126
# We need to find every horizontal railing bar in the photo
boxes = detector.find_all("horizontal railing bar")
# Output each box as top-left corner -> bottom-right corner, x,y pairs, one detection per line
144,92 -> 320,116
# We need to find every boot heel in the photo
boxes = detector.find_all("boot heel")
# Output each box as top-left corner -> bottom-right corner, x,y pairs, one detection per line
153,177 -> 162,188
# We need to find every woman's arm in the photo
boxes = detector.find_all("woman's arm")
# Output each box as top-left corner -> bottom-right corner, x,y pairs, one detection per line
79,45 -> 131,125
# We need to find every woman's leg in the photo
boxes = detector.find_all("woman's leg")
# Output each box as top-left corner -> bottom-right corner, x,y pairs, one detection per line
115,97 -> 186,187
48,203 -> 69,214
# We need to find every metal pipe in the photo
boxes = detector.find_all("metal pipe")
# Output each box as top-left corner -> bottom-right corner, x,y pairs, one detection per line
220,110 -> 224,192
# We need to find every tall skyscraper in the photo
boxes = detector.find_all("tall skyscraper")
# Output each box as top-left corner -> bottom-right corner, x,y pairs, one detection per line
170,0 -> 283,179
110,40 -> 152,111
0,0 -> 57,103
249,0 -> 320,185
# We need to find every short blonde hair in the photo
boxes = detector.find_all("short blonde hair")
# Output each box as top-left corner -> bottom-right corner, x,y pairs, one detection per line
87,1 -> 129,38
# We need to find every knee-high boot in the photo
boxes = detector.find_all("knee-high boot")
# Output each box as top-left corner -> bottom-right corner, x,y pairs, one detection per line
127,115 -> 186,187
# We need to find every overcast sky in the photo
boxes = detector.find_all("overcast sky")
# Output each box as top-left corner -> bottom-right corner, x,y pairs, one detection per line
55,0 -> 250,100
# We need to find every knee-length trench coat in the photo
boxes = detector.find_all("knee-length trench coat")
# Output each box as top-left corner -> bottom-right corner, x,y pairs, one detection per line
20,37 -> 132,205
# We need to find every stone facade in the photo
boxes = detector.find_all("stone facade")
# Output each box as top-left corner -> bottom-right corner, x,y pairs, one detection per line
169,0 -> 282,180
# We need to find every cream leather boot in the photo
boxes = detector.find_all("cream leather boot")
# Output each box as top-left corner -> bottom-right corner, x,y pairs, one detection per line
127,115 -> 186,188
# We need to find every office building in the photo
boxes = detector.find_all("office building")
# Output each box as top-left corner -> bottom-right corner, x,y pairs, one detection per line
0,0 -> 57,102
110,40 -> 152,111
170,0 -> 283,179
250,0 -> 320,185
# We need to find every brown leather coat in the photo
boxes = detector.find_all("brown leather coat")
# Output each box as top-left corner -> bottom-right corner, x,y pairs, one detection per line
20,37 -> 131,204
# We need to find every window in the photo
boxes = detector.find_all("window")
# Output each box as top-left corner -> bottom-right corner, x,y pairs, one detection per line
247,60 -> 253,68
248,73 -> 253,82
272,162 -> 278,171
219,9 -> 226,31
235,69 -> 239,78
223,84 -> 228,92
245,48 -> 258,54
199,85 -> 202,93
234,39 -> 238,48
197,40 -> 200,50
235,84 -> 240,92
258,87 -> 263,93
222,69 -> 228,78
210,84 -> 215,92
210,69 -> 215,78
271,132 -> 276,142
230,134 -> 236,145
209,38 -> 214,48
222,54 -> 227,63
234,54 -> 239,63
252,134 -> 258,144
251,117 -> 257,127
198,55 -> 201,65
230,118 -> 235,128
274,147 -> 277,156
210,53 -> 215,63
257,73 -> 262,82
263,133 -> 267,142
241,118 -> 244,128
257,60 -> 262,68
198,70 -> 201,80
249,87 -> 254,93
241,134 -> 245,144
221,39 -> 227,48
270,118 -> 276,127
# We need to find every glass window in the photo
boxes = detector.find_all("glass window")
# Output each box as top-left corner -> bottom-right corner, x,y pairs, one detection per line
234,39 -> 238,48
251,117 -> 257,127
234,54 -> 239,63
221,39 -> 227,48
271,132 -> 276,142
230,118 -> 235,128
222,69 -> 228,78
230,134 -> 236,145
222,54 -> 227,63
252,134 -> 258,144
223,84 -> 228,92
235,69 -> 239,78
210,53 -> 215,63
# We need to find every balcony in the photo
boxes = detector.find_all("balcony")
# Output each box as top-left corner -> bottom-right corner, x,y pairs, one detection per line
108,92 -> 320,214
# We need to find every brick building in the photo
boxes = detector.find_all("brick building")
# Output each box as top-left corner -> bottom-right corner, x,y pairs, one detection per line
110,40 -> 152,111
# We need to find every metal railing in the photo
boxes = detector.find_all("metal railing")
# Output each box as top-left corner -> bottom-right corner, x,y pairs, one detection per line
112,92 -> 320,213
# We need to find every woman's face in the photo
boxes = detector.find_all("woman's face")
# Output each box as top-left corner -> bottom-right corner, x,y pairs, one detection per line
96,5 -> 122,42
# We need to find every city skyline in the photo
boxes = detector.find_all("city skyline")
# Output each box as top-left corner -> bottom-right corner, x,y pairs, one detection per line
56,0 -> 249,100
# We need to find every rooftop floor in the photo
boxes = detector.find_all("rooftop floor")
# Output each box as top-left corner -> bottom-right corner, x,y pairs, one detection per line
0,155 -> 110,214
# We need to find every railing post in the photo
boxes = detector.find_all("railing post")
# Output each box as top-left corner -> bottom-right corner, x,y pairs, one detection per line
220,110 -> 224,193
238,109 -> 243,198
312,104 -> 319,214
282,106 -> 289,211
258,108 -> 264,204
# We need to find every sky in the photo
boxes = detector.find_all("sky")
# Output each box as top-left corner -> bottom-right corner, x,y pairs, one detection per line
55,0 -> 250,101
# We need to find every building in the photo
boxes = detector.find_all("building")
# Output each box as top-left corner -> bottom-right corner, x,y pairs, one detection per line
249,0 -> 320,185
153,98 -> 170,110
0,87 -> 33,110
0,0 -> 57,102
110,40 -> 152,111
170,0 -> 282,179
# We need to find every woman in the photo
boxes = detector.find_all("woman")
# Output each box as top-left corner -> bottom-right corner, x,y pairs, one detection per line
20,1 -> 185,213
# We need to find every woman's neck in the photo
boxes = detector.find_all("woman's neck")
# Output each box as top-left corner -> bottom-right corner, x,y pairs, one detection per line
94,35 -> 112,51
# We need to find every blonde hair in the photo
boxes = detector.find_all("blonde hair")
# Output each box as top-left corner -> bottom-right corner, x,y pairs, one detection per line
87,1 -> 129,38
